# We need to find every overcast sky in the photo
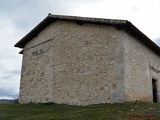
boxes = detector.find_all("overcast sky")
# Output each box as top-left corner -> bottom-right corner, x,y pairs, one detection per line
0,0 -> 160,99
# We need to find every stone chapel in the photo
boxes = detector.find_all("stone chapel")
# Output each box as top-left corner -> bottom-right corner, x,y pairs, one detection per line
15,14 -> 160,105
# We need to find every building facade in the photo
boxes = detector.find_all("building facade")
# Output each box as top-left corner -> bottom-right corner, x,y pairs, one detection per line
15,14 -> 160,105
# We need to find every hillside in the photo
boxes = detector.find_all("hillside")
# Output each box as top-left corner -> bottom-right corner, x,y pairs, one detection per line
0,99 -> 15,104
0,102 -> 160,120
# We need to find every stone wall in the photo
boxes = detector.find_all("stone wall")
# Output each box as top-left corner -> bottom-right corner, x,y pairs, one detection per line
19,20 -> 125,105
19,38 -> 54,103
121,30 -> 160,102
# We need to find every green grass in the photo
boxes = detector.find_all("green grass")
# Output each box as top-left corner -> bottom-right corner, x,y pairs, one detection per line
0,102 -> 160,120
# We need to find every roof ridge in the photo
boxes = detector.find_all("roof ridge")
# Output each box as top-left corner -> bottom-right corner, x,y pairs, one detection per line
48,13 -> 128,24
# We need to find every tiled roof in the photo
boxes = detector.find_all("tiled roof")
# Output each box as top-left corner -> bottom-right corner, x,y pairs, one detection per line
15,13 -> 160,56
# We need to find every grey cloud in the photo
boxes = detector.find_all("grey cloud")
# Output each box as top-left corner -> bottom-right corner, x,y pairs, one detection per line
131,5 -> 139,11
0,88 -> 18,99
0,0 -> 51,33
0,0 -> 50,99
0,47 -> 21,99
0,75 -> 20,99
1,74 -> 13,80
47,0 -> 101,15
0,47 -> 21,71
155,38 -> 160,46
0,0 -> 34,12
10,70 -> 21,75
1,70 -> 20,80
0,0 -> 100,35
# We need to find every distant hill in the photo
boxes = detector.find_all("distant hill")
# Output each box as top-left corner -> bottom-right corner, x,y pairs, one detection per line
0,99 -> 16,104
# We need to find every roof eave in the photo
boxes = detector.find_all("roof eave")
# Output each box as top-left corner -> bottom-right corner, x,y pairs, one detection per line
14,15 -> 55,48
124,21 -> 160,55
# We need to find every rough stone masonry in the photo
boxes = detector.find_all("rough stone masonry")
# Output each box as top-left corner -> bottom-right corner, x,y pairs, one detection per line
15,14 -> 160,105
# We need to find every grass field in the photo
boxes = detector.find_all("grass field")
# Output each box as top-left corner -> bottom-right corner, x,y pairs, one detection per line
0,102 -> 160,120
